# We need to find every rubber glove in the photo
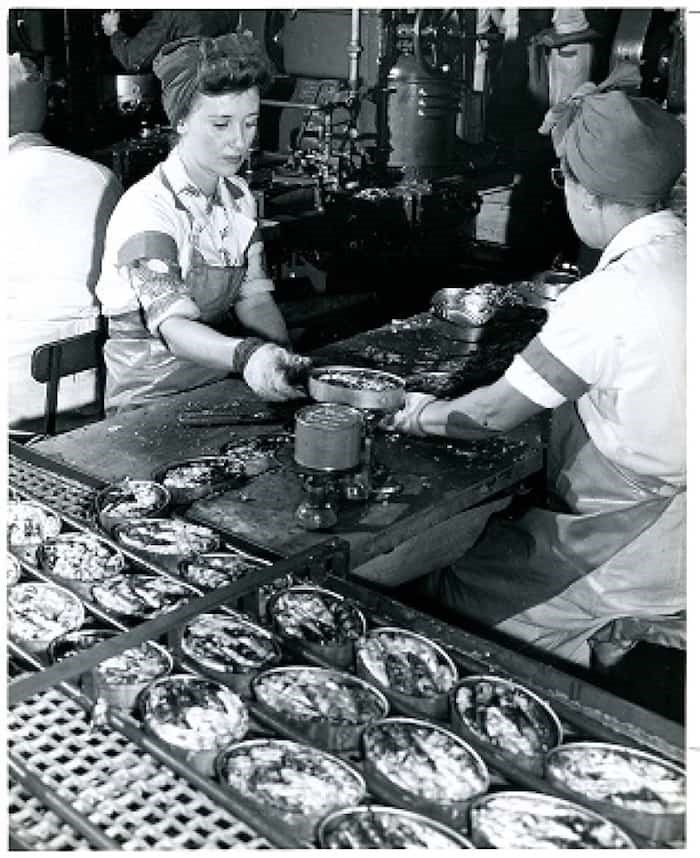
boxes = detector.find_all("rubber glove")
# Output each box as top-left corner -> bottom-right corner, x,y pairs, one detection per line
243,343 -> 311,401
381,392 -> 438,436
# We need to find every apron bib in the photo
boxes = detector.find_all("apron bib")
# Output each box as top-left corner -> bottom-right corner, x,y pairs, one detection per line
105,172 -> 249,412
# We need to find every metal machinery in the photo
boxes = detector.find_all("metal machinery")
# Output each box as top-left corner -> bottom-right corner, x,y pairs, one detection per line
610,8 -> 685,110
377,9 -> 472,178
248,9 -> 491,302
247,8 -> 684,287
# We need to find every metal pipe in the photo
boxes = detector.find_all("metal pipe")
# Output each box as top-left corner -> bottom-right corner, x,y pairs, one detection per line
261,98 -> 323,111
347,8 -> 362,93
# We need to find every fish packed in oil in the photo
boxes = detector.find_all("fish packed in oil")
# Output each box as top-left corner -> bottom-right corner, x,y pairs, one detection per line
180,611 -> 279,673
161,458 -> 243,489
470,792 -> 635,849
546,744 -> 686,815
117,519 -> 219,555
219,739 -> 365,817
95,642 -> 170,686
364,720 -> 487,802
142,674 -> 248,751
92,573 -> 194,618
98,479 -> 166,519
315,368 -> 402,392
180,553 -> 265,590
220,434 -> 291,474
254,667 -> 385,725
50,629 -> 115,662
41,533 -> 125,584
8,582 -> 84,645
357,630 -> 455,698
454,678 -> 557,758
271,588 -> 364,645
7,500 -> 61,557
322,808 -> 465,849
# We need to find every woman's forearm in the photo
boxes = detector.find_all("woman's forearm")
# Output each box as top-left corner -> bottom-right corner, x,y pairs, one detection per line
420,377 -> 543,438
235,294 -> 290,346
159,316 -> 242,369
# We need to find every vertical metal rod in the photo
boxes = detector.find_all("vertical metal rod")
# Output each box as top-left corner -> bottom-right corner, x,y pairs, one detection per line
347,9 -> 362,93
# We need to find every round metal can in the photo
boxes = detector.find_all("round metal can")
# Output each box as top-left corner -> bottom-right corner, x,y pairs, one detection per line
294,404 -> 363,472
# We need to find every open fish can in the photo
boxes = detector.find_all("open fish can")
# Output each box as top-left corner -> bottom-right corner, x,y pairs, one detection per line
140,673 -> 248,776
355,626 -> 458,720
48,628 -> 118,696
267,585 -> 366,668
294,404 -> 363,472
251,665 -> 389,752
178,551 -> 269,591
8,581 -> 85,654
544,742 -> 686,843
308,366 -> 405,412
361,717 -> 489,829
152,456 -> 247,506
217,738 -> 367,843
173,609 -> 282,696
91,573 -> 199,623
7,500 -> 62,564
317,804 -> 475,848
449,674 -> 563,775
91,641 -> 173,712
469,790 -> 637,848
39,532 -> 126,601
220,433 -> 293,476
95,479 -> 171,535
114,518 -> 220,571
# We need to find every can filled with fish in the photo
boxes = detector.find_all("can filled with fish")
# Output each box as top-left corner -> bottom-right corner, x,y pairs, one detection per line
294,403 -> 363,472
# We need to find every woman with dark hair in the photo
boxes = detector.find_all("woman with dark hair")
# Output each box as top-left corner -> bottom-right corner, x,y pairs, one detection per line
96,34 -> 309,411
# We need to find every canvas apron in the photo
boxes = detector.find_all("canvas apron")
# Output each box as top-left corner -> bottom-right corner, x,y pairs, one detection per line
104,171 -> 249,412
424,401 -> 686,665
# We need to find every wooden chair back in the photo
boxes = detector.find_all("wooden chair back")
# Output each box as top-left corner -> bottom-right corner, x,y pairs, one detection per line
30,320 -> 107,436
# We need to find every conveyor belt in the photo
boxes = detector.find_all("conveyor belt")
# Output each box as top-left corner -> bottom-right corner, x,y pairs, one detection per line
7,443 -> 685,849
9,686 -> 273,850
9,443 -> 103,521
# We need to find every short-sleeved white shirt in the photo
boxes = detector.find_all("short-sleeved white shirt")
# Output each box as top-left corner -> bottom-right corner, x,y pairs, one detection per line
7,133 -> 122,423
96,147 -> 273,330
505,210 -> 685,484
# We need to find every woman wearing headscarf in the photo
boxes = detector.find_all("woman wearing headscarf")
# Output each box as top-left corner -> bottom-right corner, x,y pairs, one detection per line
385,70 -> 686,667
96,33 -> 309,411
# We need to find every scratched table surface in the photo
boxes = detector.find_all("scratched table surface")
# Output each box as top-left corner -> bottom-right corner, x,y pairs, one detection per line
31,311 -> 546,584
313,308 -> 546,397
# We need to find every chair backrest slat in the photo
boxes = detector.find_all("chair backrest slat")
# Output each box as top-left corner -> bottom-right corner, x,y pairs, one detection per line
31,330 -> 104,381
30,322 -> 107,436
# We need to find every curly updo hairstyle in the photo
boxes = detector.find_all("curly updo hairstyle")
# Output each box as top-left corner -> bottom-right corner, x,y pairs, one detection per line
154,32 -> 273,126
197,32 -> 272,97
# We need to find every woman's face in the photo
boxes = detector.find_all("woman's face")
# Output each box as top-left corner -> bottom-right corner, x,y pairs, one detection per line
564,176 -> 606,250
176,87 -> 260,188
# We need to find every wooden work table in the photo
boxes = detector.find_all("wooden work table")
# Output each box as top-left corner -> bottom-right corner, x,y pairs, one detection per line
31,312 -> 547,586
